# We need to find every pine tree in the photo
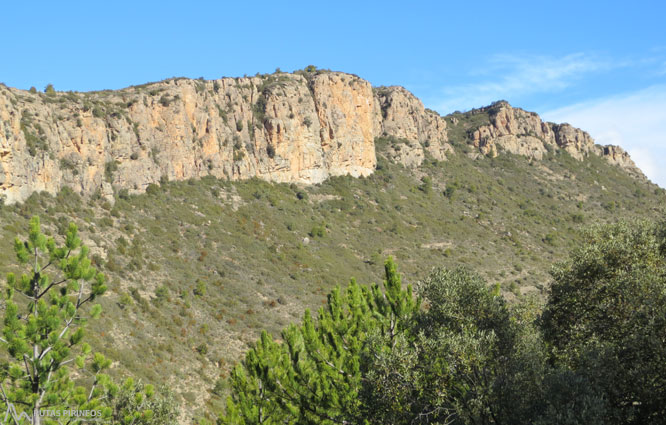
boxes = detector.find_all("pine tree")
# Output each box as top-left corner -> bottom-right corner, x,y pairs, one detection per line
0,216 -> 110,424
220,258 -> 417,424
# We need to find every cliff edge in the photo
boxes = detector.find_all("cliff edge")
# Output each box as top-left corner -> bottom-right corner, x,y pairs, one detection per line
0,70 -> 643,204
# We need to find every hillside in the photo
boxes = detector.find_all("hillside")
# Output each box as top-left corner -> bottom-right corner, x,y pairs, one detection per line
0,70 -> 664,423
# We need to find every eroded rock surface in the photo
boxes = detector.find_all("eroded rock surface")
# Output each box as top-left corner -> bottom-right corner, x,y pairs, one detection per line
466,101 -> 643,175
0,74 -> 644,204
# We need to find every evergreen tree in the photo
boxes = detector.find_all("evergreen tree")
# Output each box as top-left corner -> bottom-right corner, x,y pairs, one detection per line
360,267 -> 517,425
221,219 -> 666,425
0,216 -> 109,424
221,258 -> 417,424
542,219 -> 666,424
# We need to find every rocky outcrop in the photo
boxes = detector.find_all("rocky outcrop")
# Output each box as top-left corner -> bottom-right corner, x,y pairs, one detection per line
471,102 -> 557,159
598,144 -> 643,178
0,72 -> 384,204
0,73 -> 645,204
467,101 -> 643,176
375,86 -> 452,164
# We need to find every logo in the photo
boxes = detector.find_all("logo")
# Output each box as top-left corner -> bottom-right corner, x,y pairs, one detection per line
2,402 -> 105,424
2,403 -> 30,424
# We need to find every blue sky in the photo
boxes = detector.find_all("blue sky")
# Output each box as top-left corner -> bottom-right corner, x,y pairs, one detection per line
2,1 -> 665,186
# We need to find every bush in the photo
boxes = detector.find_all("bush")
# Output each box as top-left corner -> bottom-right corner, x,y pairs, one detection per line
212,378 -> 226,396
543,233 -> 556,245
102,379 -> 179,425
146,183 -> 160,195
92,106 -> 105,118
154,286 -> 169,305
418,176 -> 432,194
309,225 -> 325,238
194,279 -> 207,297
571,212 -> 584,223
59,158 -> 79,175
105,160 -> 119,182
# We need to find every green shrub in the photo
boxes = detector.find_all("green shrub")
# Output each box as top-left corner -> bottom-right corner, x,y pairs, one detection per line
119,292 -> 134,308
194,280 -> 207,297
212,378 -> 226,396
92,106 -> 105,118
154,286 -> 169,305
571,213 -> 584,223
105,160 -> 119,182
418,176 -> 432,194
146,183 -> 160,195
59,158 -> 79,175
309,224 -> 325,238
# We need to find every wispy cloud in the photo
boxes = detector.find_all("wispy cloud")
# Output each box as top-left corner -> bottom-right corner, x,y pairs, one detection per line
542,85 -> 666,188
434,53 -> 616,113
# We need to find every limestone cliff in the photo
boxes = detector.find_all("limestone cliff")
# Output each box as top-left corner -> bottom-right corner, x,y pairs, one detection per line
374,86 -> 452,166
466,101 -> 642,177
0,72 -> 644,204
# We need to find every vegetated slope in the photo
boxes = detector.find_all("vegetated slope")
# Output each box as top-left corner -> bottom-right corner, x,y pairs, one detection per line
0,106 -> 663,422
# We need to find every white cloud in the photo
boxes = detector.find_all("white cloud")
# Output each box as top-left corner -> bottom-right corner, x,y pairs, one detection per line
434,53 -> 615,113
542,85 -> 666,188
628,148 -> 658,182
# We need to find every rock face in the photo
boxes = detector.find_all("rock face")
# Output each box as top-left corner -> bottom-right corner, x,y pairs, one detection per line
470,101 -> 602,160
0,72 -> 384,204
375,86 -> 452,164
0,73 -> 644,204
467,101 -> 643,176
471,102 -> 557,159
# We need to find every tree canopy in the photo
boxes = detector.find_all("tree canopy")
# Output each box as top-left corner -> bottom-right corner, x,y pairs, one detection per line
221,219 -> 666,425
0,217 -> 178,424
